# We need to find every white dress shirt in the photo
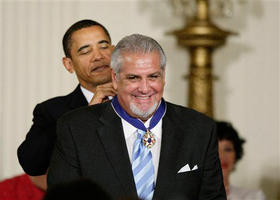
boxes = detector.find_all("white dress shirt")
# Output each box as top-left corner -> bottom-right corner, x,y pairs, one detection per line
121,117 -> 162,183
80,86 -> 94,103
80,85 -> 113,103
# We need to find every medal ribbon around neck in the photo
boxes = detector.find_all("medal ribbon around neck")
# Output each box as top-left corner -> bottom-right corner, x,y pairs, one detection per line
111,96 -> 166,148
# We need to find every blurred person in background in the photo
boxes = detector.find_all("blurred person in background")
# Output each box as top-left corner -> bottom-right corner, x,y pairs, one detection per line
217,121 -> 266,200
0,174 -> 45,200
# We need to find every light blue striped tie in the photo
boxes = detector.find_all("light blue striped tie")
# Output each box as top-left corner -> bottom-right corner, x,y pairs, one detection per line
132,129 -> 155,200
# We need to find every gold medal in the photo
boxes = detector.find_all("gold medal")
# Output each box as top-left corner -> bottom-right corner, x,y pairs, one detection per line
142,129 -> 156,149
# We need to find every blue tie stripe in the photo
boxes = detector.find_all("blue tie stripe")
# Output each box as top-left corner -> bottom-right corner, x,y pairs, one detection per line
133,152 -> 151,177
135,161 -> 154,186
136,167 -> 154,190
146,191 -> 154,200
132,129 -> 155,200
138,175 -> 154,197
132,148 -> 149,169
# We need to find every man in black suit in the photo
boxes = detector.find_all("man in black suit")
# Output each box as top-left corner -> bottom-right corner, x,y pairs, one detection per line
48,34 -> 226,200
17,19 -> 116,178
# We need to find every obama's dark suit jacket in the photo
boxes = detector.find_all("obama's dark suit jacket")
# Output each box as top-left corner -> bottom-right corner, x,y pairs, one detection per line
17,85 -> 88,176
48,100 -> 226,200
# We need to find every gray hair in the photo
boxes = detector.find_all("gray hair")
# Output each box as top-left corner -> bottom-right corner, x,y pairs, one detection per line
111,34 -> 166,77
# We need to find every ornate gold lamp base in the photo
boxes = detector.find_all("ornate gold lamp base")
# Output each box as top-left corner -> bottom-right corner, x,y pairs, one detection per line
172,0 -> 234,117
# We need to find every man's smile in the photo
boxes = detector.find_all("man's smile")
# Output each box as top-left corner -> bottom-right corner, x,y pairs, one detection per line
90,64 -> 110,73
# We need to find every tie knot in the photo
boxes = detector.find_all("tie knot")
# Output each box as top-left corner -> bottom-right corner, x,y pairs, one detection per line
137,129 -> 146,139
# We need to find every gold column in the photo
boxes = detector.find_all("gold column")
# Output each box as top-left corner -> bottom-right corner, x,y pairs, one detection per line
172,0 -> 234,117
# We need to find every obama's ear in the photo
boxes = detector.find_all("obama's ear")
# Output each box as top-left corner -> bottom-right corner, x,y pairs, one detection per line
62,57 -> 74,73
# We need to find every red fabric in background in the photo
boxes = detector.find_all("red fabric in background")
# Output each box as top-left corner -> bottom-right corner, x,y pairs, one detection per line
0,174 -> 45,200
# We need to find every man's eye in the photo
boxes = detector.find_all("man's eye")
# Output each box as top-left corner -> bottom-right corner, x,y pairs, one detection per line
80,49 -> 91,55
100,45 -> 109,49
150,74 -> 160,79
127,76 -> 138,80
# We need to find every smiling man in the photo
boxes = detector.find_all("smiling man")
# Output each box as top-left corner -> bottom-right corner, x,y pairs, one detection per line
112,51 -> 164,120
48,34 -> 226,200
17,19 -> 116,178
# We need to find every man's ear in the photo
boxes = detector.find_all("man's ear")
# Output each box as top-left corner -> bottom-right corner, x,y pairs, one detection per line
62,57 -> 74,73
111,70 -> 118,90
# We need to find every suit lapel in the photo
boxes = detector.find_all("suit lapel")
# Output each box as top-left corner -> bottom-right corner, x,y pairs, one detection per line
97,104 -> 138,197
153,104 -> 196,199
69,85 -> 88,109
153,113 -> 180,198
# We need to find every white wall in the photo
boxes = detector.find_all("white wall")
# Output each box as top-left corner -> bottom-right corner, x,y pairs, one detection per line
0,0 -> 278,199
214,2 -> 279,199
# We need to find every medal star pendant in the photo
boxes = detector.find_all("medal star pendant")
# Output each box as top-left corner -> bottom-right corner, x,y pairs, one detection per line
142,129 -> 156,149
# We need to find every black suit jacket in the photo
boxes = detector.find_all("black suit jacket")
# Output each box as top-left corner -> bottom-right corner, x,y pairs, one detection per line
48,101 -> 226,200
17,85 -> 88,176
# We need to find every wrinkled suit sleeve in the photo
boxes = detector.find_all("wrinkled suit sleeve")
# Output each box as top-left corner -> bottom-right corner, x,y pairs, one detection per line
17,103 -> 56,176
199,123 -> 226,200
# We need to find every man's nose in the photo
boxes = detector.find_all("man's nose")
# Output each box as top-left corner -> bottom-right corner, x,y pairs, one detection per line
138,79 -> 149,93
91,49 -> 103,61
